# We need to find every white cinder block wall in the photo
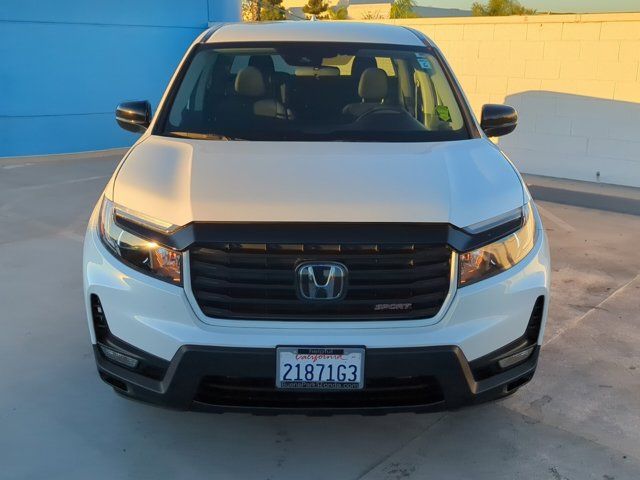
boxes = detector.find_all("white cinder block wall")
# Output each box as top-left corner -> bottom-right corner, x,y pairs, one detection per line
372,14 -> 640,188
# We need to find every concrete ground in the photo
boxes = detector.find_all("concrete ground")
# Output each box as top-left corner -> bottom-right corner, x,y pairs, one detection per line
1,152 -> 639,480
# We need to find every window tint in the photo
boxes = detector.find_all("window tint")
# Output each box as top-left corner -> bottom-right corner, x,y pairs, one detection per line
160,42 -> 470,142
230,55 -> 249,74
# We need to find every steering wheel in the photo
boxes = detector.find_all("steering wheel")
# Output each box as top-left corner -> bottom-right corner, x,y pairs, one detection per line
354,105 -> 402,123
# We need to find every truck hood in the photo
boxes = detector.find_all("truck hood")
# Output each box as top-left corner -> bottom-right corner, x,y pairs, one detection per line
112,136 -> 524,229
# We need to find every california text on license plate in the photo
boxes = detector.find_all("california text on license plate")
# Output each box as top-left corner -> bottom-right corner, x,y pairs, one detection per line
276,347 -> 365,390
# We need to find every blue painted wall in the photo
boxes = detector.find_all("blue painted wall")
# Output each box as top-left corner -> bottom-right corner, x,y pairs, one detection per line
0,0 -> 240,157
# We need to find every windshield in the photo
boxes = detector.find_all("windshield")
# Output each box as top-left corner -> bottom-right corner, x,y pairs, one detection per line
158,42 -> 471,142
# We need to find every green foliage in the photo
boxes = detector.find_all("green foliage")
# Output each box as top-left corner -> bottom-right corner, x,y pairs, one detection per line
471,0 -> 536,16
390,0 -> 418,19
361,10 -> 385,20
303,0 -> 329,18
261,0 -> 286,20
328,6 -> 349,20
241,0 -> 260,21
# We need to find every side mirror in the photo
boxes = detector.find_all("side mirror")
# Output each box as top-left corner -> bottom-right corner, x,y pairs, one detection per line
480,104 -> 517,137
116,101 -> 152,133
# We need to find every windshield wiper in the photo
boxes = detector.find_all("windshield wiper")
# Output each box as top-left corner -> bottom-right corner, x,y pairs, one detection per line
164,131 -> 241,141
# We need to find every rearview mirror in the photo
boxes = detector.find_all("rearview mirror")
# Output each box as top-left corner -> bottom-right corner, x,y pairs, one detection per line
480,104 -> 517,137
116,101 -> 152,133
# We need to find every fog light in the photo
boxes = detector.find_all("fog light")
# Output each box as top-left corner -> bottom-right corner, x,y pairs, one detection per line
99,345 -> 139,369
498,346 -> 535,369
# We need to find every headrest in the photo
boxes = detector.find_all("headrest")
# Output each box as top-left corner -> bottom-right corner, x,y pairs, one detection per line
235,66 -> 266,97
248,55 -> 275,75
351,56 -> 377,80
358,68 -> 388,102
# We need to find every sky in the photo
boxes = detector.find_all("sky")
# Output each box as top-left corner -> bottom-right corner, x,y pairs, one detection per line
416,0 -> 640,12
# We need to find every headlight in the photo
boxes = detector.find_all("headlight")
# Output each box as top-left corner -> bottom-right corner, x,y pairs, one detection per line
98,197 -> 182,285
458,203 -> 537,287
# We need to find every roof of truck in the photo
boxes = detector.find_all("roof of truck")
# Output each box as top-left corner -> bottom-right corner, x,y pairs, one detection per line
204,21 -> 429,47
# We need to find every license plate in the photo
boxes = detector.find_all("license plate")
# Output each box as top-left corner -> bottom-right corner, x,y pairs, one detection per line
276,347 -> 365,390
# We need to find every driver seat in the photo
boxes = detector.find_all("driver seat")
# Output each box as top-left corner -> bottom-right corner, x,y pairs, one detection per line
343,67 -> 389,118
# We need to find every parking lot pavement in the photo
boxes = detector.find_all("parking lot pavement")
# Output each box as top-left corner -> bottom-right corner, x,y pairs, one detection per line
1,152 -> 639,480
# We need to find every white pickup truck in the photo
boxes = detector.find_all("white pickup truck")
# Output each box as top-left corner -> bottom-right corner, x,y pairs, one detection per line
84,21 -> 550,414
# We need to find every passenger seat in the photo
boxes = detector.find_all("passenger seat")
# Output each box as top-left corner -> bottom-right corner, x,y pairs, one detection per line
219,66 -> 292,123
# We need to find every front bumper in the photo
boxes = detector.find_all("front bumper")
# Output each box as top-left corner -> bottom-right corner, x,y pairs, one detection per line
84,202 -> 550,413
95,340 -> 540,414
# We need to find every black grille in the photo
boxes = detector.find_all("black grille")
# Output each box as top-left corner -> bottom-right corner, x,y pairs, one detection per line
526,296 -> 545,342
189,242 -> 452,320
195,375 -> 444,409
